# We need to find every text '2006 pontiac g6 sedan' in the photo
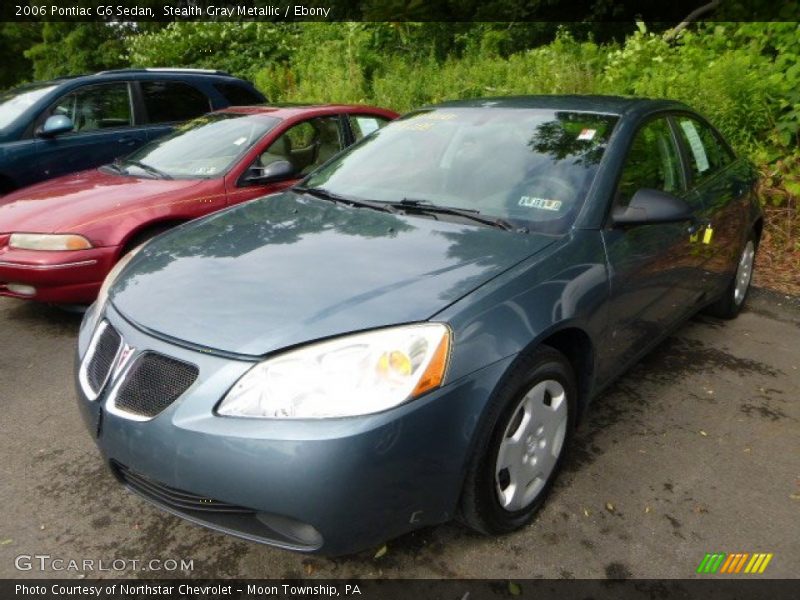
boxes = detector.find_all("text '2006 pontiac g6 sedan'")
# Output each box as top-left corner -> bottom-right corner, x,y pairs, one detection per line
75,96 -> 762,555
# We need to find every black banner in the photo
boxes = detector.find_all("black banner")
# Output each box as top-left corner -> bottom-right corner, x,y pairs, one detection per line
2,0 -> 799,22
3,579 -> 800,600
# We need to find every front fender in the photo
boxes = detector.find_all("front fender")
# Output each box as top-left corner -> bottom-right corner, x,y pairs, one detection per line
436,230 -> 609,386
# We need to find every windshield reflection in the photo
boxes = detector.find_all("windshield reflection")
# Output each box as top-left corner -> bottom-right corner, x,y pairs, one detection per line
304,108 -> 618,234
0,84 -> 57,129
119,113 -> 279,180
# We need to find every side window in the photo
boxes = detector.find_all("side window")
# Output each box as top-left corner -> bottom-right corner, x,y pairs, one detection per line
674,116 -> 734,183
616,117 -> 683,207
214,83 -> 263,106
50,83 -> 132,132
348,115 -> 389,140
257,117 -> 343,176
140,81 -> 210,124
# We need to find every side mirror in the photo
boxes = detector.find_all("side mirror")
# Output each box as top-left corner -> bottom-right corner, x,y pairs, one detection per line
612,188 -> 695,226
38,115 -> 74,137
242,160 -> 296,186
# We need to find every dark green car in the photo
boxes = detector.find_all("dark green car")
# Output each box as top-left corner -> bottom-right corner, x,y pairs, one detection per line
75,96 -> 762,554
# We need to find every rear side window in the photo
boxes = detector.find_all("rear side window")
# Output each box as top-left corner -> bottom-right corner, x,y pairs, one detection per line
674,116 -> 734,183
214,83 -> 263,106
51,83 -> 132,132
141,81 -> 210,124
348,115 -> 390,140
616,117 -> 683,207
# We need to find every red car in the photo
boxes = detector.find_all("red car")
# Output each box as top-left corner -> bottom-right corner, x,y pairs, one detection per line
0,104 -> 397,304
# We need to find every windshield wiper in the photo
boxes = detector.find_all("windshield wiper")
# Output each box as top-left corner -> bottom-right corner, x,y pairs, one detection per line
294,186 -> 398,214
392,198 -> 513,231
121,159 -> 173,180
105,160 -> 124,174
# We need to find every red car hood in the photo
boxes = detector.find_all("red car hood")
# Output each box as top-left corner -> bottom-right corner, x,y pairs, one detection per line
0,169 -> 205,235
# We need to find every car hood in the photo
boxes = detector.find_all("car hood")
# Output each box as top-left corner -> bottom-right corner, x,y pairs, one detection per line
0,169 -> 203,234
111,191 -> 556,357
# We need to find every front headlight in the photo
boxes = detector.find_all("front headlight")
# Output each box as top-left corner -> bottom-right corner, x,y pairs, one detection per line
217,323 -> 451,419
9,233 -> 93,251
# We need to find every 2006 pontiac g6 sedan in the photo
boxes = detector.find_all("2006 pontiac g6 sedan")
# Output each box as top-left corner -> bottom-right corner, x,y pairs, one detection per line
75,96 -> 762,555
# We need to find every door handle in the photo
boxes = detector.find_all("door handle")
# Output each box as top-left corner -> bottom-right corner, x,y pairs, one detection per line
687,218 -> 711,235
117,136 -> 141,146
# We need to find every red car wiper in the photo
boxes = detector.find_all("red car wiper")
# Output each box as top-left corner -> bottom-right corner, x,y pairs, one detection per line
120,159 -> 173,180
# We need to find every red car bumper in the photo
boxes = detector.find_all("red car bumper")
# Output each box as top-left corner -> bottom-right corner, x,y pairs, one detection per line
0,245 -> 118,304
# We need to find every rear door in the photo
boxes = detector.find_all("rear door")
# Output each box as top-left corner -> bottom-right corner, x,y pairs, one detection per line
137,80 -> 214,142
600,114 -> 706,370
33,82 -> 148,178
671,114 -> 753,296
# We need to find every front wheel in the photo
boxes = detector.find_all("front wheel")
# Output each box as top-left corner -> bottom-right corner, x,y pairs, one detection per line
459,346 -> 577,534
705,233 -> 757,319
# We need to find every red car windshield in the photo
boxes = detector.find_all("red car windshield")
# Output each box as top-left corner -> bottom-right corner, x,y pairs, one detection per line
118,112 -> 280,180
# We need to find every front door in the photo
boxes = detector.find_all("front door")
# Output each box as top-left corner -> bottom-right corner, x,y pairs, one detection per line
34,82 -> 148,180
600,115 -> 706,372
226,115 -> 347,205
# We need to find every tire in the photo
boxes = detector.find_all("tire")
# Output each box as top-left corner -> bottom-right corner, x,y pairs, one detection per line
704,232 -> 757,320
459,345 -> 577,535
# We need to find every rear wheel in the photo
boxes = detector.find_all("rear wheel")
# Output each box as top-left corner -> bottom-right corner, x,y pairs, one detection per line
459,346 -> 576,534
705,233 -> 756,319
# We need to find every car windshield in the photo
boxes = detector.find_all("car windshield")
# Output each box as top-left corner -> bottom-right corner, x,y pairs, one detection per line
0,84 -> 57,130
304,107 -> 618,233
118,112 -> 280,179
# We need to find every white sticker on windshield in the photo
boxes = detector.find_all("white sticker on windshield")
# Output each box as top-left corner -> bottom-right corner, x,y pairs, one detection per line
577,128 -> 596,141
680,120 -> 710,173
232,136 -> 248,146
519,196 -> 563,211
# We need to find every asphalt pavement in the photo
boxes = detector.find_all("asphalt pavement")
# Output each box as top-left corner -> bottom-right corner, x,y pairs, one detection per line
0,289 -> 797,579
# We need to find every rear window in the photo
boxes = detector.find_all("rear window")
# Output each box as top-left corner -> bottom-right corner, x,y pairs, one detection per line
214,83 -> 264,106
141,81 -> 211,124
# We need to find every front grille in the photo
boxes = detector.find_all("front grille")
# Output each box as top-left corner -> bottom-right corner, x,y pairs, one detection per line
114,463 -> 253,514
113,352 -> 198,418
86,324 -> 122,395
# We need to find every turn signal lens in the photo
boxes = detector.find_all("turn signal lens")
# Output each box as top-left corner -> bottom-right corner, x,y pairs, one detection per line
412,333 -> 450,397
9,233 -> 93,251
6,283 -> 36,296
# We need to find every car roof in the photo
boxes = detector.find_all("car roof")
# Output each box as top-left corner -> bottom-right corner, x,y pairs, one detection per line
33,68 -> 249,87
215,104 -> 395,119
427,95 -> 691,117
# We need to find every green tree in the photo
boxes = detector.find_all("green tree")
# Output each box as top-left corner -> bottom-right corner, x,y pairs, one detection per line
0,23 -> 42,88
24,23 -> 129,80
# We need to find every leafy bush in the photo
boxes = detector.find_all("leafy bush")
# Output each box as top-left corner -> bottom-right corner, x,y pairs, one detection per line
128,22 -> 296,81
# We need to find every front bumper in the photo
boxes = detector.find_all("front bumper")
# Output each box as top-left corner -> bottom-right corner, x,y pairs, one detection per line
75,303 -> 513,555
0,244 -> 117,303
